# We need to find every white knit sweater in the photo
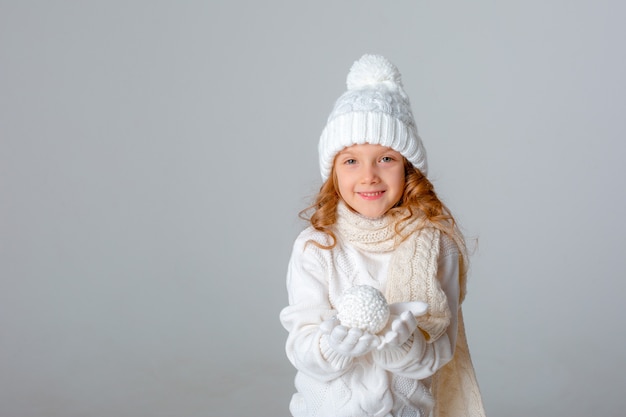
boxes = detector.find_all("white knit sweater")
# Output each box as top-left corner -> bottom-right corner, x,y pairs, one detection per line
280,225 -> 460,417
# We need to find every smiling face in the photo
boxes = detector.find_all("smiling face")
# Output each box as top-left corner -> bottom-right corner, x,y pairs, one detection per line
333,143 -> 406,219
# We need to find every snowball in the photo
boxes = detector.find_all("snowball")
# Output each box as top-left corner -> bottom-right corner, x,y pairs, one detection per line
337,285 -> 390,334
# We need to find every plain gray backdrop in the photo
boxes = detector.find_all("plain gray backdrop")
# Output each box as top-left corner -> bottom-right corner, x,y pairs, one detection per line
2,1 -> 625,416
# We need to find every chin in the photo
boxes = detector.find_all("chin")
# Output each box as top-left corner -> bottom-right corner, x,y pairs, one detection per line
360,209 -> 388,219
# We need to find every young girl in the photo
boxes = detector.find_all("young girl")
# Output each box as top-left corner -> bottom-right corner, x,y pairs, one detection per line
280,55 -> 486,417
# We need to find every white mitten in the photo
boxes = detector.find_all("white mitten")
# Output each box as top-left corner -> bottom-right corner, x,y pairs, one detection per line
378,310 -> 418,348
377,301 -> 428,349
320,317 -> 380,357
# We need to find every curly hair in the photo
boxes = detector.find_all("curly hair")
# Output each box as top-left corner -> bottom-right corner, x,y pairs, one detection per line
300,158 -> 468,277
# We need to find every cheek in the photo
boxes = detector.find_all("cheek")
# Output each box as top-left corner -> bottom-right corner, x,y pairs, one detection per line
384,167 -> 404,185
389,172 -> 406,198
335,172 -> 359,202
335,176 -> 351,198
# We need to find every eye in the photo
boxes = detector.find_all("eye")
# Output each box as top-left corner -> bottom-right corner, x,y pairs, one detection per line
380,156 -> 394,163
344,158 -> 357,165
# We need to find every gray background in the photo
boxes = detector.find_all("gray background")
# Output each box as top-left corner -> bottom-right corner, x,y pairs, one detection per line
2,1 -> 625,416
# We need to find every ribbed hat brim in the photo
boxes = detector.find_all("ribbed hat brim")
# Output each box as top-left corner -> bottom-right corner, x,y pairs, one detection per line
318,112 -> 428,181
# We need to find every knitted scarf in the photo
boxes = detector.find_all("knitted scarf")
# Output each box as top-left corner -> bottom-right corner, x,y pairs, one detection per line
335,202 -> 451,340
335,202 -> 487,417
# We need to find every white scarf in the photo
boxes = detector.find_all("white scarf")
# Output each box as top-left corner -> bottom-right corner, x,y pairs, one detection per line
335,202 -> 487,417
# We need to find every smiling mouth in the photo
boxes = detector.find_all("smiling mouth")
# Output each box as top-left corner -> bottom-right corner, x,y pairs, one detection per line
358,191 -> 385,200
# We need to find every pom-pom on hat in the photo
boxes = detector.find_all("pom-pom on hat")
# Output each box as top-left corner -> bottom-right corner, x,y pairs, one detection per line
318,54 -> 428,181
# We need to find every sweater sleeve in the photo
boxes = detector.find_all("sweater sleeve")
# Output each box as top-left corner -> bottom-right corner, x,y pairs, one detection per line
372,233 -> 461,379
279,230 -> 354,381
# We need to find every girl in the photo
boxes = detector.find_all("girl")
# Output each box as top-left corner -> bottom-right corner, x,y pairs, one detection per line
280,55 -> 486,417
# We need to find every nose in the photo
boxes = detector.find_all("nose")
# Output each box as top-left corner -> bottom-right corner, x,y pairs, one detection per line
360,163 -> 380,184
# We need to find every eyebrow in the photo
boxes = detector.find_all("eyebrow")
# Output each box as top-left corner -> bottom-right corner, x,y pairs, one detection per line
338,148 -> 399,157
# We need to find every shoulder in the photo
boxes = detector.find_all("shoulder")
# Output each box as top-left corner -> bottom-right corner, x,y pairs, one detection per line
411,218 -> 459,258
288,227 -> 336,274
292,226 -> 335,254
439,231 -> 460,258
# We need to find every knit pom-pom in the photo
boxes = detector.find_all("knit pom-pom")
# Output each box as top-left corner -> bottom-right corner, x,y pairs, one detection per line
346,54 -> 402,91
337,285 -> 390,334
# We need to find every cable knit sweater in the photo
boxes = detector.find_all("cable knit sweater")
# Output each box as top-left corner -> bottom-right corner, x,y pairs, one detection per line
280,218 -> 461,417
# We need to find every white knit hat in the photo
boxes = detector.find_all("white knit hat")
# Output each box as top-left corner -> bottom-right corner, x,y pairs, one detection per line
318,54 -> 428,181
